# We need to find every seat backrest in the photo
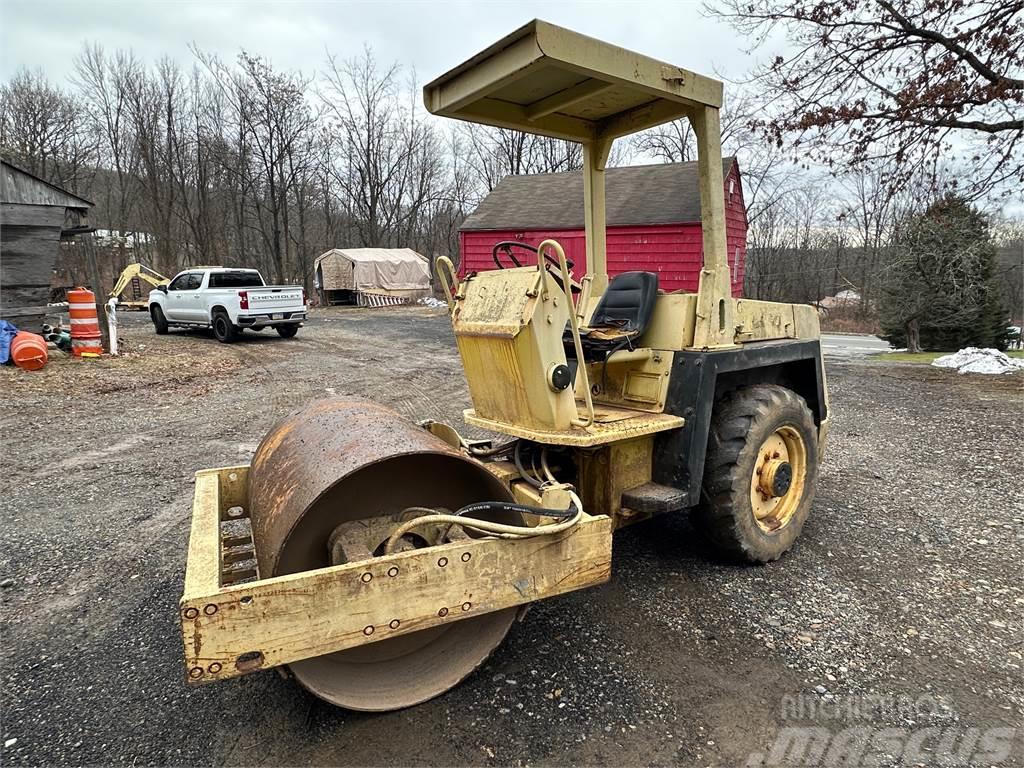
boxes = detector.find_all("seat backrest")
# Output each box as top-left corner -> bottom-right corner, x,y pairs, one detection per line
589,271 -> 659,335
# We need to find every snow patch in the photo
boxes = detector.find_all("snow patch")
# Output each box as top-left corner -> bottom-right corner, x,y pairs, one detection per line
418,297 -> 448,309
931,347 -> 1024,375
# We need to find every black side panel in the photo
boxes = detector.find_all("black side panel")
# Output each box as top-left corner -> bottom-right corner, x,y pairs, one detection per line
653,340 -> 826,507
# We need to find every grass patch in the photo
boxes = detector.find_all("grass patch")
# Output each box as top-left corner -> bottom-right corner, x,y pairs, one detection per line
883,350 -> 1024,364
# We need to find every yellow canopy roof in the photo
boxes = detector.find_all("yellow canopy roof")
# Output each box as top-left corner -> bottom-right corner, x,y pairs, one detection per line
423,19 -> 723,143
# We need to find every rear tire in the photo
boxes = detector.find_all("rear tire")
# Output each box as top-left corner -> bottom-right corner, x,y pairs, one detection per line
276,325 -> 299,338
212,311 -> 237,343
696,384 -> 818,563
151,306 -> 168,335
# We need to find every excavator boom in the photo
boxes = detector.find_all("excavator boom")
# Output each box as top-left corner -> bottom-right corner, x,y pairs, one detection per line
111,262 -> 169,310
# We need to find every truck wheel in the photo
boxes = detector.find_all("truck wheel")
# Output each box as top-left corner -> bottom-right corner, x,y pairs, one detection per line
276,325 -> 299,338
212,311 -> 237,343
151,306 -> 169,335
696,384 -> 818,563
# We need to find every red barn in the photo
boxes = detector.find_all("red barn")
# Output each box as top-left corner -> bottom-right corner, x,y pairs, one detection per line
459,158 -> 747,295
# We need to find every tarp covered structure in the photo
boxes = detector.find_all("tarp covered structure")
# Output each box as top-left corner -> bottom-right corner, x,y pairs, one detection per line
316,248 -> 430,293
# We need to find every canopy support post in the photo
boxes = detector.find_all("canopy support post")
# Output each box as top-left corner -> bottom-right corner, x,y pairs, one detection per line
690,106 -> 737,349
582,137 -> 613,296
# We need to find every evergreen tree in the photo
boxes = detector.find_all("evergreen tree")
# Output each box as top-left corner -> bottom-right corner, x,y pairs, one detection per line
880,197 -> 1009,352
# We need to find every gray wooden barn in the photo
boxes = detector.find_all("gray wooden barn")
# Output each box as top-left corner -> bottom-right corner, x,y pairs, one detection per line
1,159 -> 93,329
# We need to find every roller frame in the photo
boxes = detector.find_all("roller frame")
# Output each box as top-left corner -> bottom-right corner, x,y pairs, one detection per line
180,465 -> 612,685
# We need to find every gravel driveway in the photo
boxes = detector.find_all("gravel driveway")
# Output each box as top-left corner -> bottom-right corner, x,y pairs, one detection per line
1,307 -> 1021,766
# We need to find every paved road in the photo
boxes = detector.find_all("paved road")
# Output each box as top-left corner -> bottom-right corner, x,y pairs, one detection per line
821,333 -> 890,358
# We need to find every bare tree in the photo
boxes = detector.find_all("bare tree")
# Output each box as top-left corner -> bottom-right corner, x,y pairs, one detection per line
631,116 -> 696,163
459,122 -> 589,197
707,0 -> 1024,197
171,66 -> 224,266
629,92 -> 795,223
237,53 -> 317,281
17,31 -> 1016,325
74,45 -> 142,256
833,165 -> 900,312
123,57 -> 184,272
745,175 -> 846,304
320,48 -> 448,252
322,48 -> 411,246
0,68 -> 97,192
991,216 -> 1024,325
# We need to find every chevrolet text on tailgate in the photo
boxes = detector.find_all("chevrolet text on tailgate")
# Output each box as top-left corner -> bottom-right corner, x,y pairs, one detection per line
148,268 -> 307,342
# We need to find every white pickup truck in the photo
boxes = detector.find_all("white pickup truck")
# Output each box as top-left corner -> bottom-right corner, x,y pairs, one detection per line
148,268 -> 306,342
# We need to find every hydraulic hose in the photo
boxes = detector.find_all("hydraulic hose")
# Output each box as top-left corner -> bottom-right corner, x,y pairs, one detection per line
468,439 -> 519,459
540,448 -> 559,485
453,499 -> 577,522
384,493 -> 584,555
514,441 -> 544,488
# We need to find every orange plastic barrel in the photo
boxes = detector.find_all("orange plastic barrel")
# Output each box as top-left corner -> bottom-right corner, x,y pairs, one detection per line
67,287 -> 103,357
10,331 -> 48,371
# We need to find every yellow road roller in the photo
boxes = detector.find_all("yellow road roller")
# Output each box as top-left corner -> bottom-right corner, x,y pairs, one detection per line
179,20 -> 829,711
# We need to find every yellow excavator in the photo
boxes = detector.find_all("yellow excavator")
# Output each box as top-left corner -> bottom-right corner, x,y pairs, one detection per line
177,20 -> 829,712
110,262 -> 169,310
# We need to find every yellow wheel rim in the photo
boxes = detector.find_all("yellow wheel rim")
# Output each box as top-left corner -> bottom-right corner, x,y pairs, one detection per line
750,425 -> 807,533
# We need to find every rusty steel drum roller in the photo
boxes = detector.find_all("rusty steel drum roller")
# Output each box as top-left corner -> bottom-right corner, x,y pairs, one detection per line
248,398 -> 519,711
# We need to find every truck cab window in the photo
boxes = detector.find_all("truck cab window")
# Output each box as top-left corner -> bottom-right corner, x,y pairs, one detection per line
209,271 -> 264,288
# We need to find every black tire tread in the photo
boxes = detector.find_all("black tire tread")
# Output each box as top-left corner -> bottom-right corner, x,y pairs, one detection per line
151,306 -> 168,335
695,384 -> 818,563
213,310 -> 237,343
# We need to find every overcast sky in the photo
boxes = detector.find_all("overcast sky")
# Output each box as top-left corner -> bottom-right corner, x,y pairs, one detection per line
5,1 -> 1015,215
0,0 -> 765,88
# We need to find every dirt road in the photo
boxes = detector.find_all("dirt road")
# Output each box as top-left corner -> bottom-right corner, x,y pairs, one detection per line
1,308 -> 1021,766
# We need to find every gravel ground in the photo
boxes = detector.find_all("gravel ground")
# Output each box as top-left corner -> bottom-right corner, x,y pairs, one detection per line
1,307 -> 1021,767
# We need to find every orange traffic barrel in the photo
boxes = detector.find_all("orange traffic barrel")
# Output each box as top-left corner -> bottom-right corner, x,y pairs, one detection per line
10,331 -> 48,371
67,287 -> 103,357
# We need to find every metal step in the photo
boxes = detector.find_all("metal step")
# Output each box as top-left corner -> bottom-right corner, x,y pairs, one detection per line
621,482 -> 688,514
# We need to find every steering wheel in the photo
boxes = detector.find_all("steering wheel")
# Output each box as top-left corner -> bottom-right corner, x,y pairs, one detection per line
491,241 -> 575,271
491,241 -> 581,295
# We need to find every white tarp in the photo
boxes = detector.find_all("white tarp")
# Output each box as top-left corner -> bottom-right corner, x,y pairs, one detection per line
931,347 -> 1024,375
316,248 -> 430,291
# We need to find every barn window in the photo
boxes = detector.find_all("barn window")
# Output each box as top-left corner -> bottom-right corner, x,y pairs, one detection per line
728,178 -> 736,203
733,247 -> 740,285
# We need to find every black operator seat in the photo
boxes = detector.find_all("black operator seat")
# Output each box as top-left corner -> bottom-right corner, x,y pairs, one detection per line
564,271 -> 659,363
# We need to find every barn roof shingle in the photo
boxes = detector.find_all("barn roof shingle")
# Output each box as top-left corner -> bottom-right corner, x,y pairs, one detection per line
460,157 -> 736,232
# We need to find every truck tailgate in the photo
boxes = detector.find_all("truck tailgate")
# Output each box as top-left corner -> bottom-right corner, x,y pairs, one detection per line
247,287 -> 303,312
